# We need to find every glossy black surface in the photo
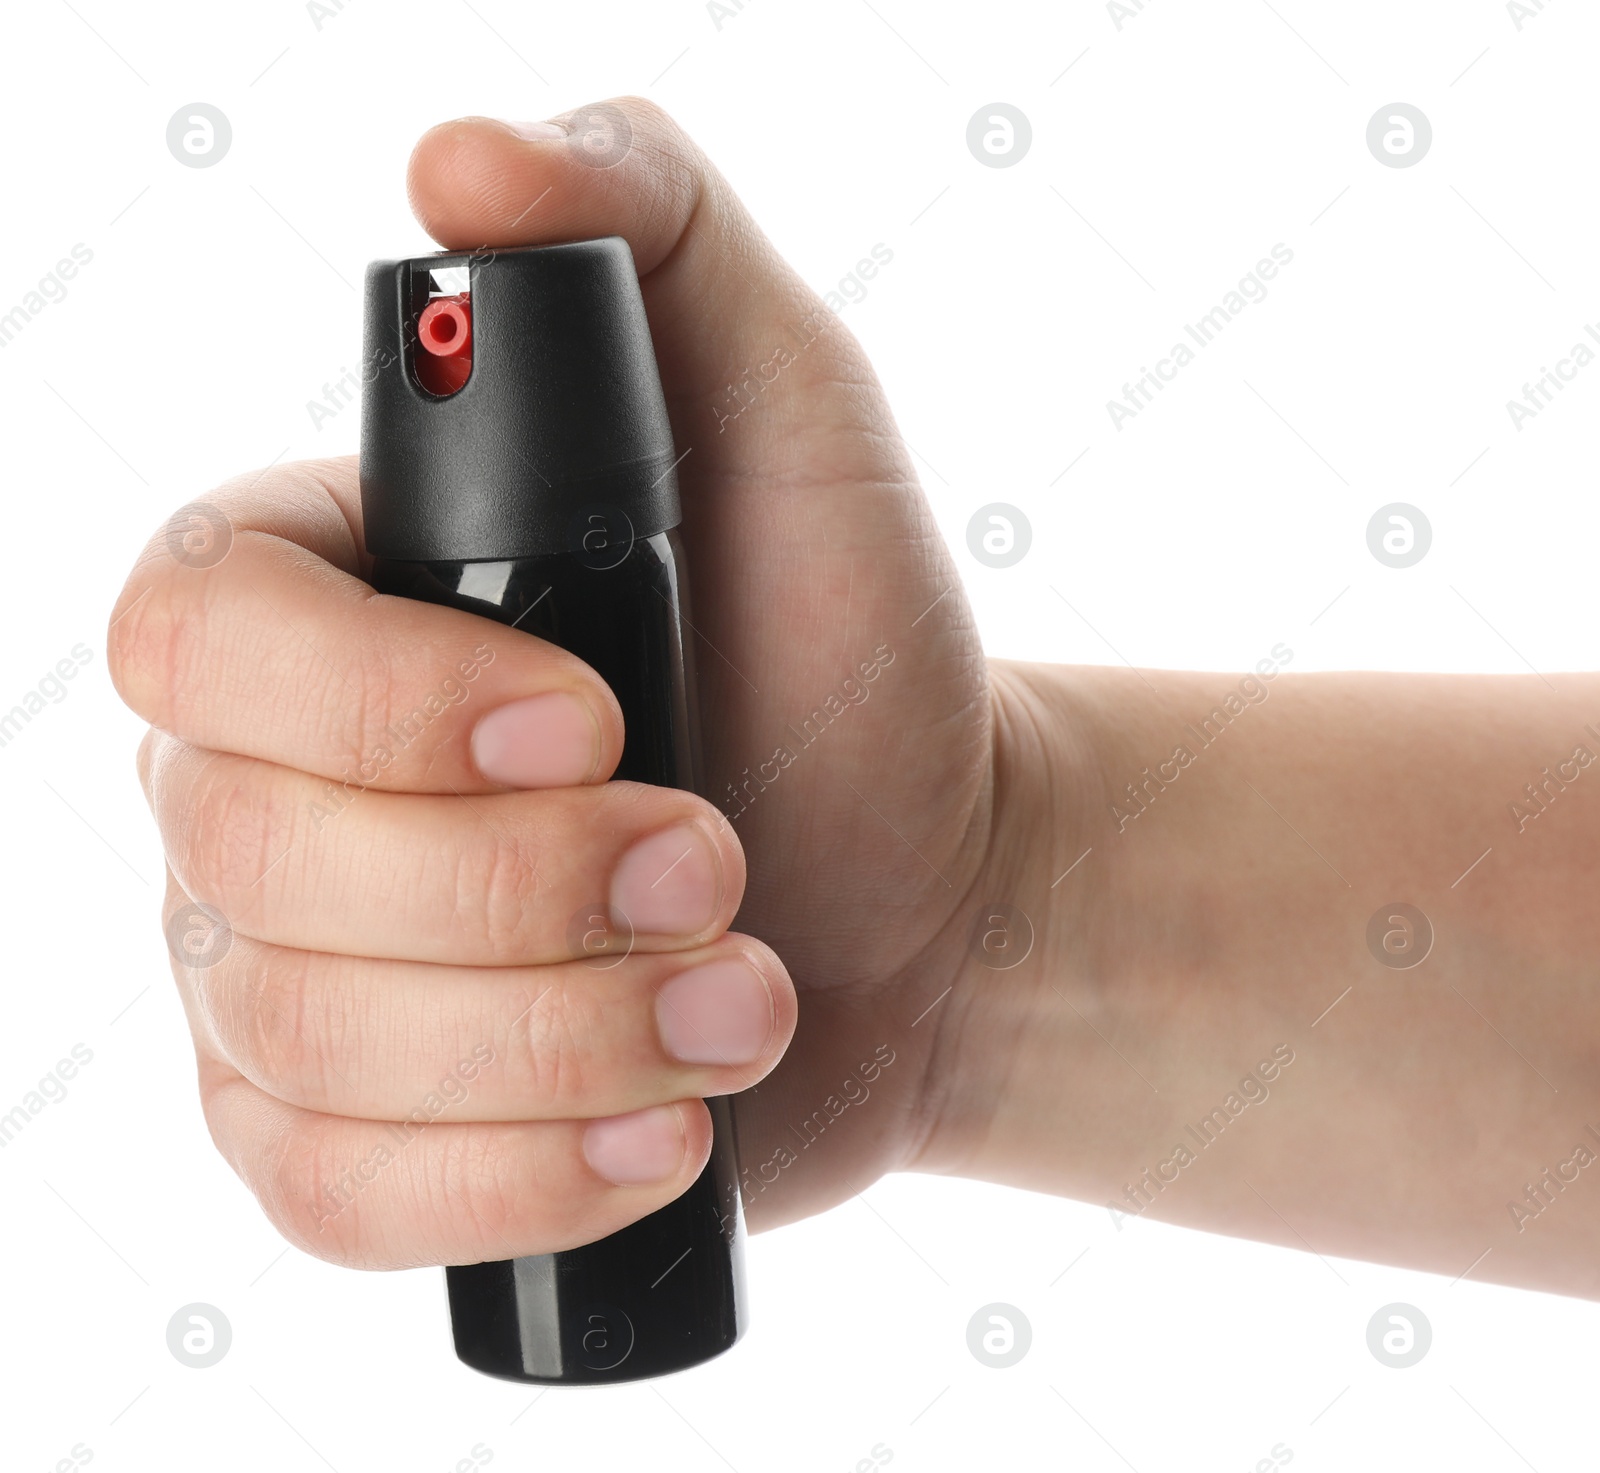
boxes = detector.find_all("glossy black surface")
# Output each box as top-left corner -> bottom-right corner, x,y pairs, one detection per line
373,531 -> 747,1384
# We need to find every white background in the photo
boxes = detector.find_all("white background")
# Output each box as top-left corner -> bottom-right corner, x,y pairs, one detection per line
3,0 -> 1597,1469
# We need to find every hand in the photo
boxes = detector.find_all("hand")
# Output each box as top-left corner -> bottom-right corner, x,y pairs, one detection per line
107,98 -> 997,1267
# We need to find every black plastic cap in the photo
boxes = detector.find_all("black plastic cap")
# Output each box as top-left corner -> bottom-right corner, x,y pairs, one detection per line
359,238 -> 681,561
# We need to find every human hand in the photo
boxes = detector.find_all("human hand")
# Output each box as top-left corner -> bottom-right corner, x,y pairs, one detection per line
107,98 -> 997,1267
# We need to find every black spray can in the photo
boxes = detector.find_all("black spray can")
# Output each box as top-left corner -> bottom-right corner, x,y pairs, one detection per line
359,238 -> 745,1384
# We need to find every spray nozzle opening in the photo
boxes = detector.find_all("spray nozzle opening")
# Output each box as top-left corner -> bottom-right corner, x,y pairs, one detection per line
415,292 -> 472,395
419,296 -> 471,356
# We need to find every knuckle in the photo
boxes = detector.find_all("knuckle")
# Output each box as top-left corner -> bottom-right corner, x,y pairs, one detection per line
261,1119 -> 328,1244
262,1115 -> 404,1269
430,1121 -> 545,1255
263,1118 -> 361,1262
512,985 -> 596,1114
301,640 -> 378,769
178,758 -> 300,909
458,828 -> 543,961
106,565 -> 182,726
355,643 -> 465,783
614,93 -> 672,133
229,951 -> 326,1106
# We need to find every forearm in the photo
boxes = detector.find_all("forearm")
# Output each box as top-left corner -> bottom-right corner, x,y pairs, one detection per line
919,659 -> 1600,1295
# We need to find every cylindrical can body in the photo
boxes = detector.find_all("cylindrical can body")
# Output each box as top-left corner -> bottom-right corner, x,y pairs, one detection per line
373,528 -> 746,1383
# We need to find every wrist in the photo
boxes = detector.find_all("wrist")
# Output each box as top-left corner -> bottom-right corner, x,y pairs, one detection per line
904,658 -> 1116,1184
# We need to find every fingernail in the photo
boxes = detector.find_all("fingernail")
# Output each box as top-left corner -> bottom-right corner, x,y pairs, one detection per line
656,959 -> 775,1066
611,824 -> 720,937
503,120 -> 567,140
471,693 -> 599,788
582,1104 -> 686,1185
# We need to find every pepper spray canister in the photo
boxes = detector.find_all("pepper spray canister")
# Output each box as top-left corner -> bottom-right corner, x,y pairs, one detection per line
358,238 -> 746,1383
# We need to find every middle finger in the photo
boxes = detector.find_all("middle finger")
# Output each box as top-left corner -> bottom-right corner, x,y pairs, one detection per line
144,734 -> 743,964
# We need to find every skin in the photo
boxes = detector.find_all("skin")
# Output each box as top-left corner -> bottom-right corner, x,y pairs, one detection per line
110,99 -> 1600,1298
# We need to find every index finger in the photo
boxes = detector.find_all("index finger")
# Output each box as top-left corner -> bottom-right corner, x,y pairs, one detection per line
108,455 -> 625,795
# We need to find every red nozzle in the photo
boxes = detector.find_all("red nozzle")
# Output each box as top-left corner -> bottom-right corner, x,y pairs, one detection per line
415,294 -> 472,395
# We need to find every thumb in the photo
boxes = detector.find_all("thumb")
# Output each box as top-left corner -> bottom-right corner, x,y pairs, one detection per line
405,100 -> 897,470
409,100 -> 991,979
